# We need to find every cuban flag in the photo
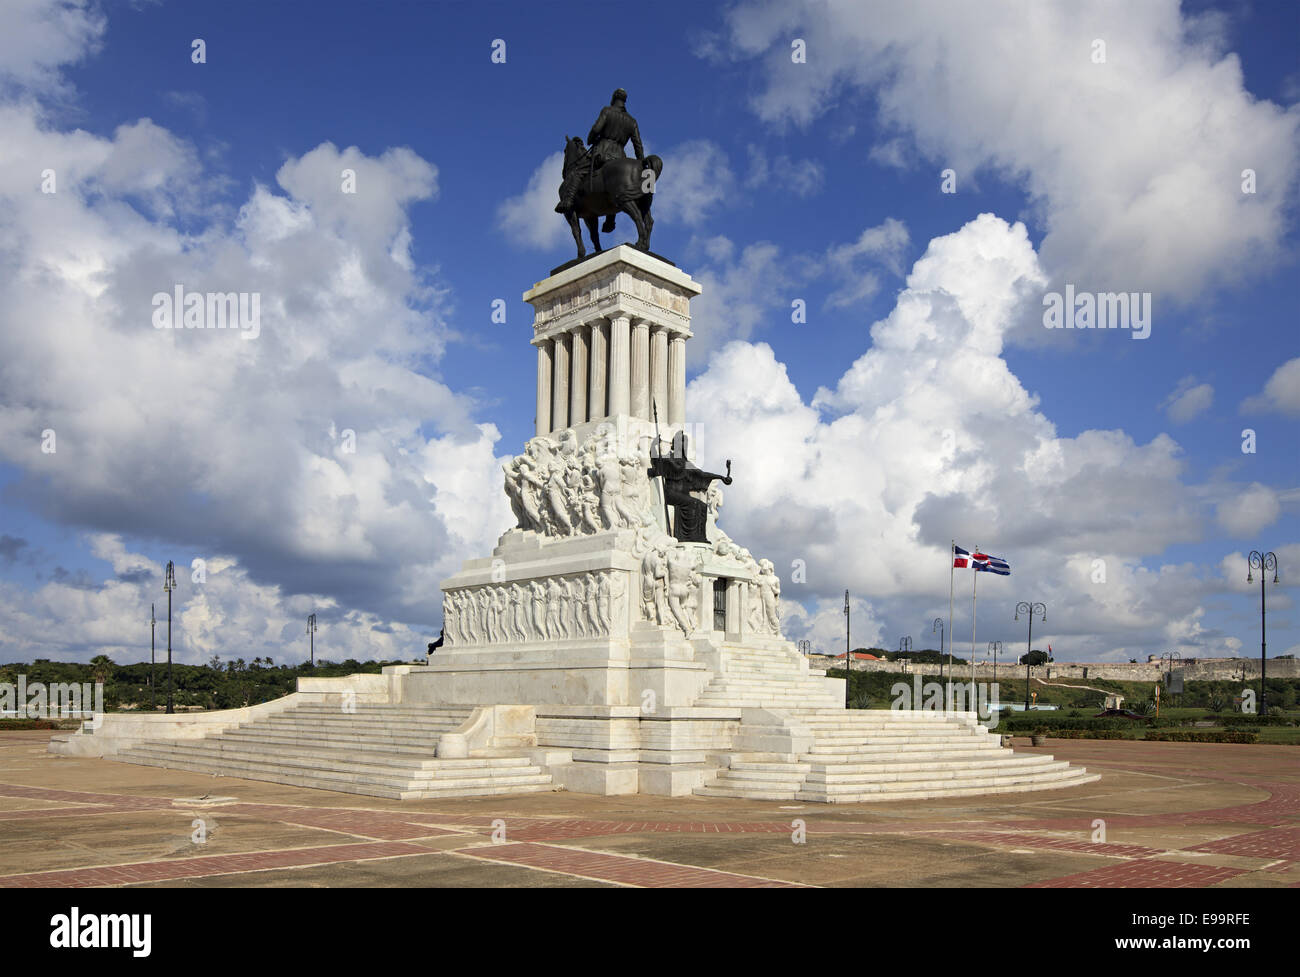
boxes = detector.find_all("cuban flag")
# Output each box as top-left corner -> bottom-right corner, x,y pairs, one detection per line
953,544 -> 971,568
972,552 -> 1011,575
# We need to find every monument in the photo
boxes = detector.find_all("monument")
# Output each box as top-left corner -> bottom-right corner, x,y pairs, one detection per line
415,237 -> 817,795
59,93 -> 1098,802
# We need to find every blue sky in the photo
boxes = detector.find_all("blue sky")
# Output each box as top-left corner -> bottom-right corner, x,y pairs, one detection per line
0,0 -> 1297,665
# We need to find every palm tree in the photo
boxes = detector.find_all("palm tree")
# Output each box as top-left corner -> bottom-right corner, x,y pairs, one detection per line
88,655 -> 114,686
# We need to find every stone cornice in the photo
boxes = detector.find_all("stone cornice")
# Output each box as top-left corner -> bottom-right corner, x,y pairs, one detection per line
530,290 -> 693,344
523,245 -> 701,301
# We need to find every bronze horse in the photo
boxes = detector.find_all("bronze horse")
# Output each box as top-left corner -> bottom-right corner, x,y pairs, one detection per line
558,135 -> 662,259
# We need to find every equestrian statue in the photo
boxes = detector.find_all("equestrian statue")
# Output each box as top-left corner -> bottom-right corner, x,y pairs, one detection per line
555,88 -> 662,259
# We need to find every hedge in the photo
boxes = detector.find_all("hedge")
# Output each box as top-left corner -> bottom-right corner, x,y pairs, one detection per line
1144,730 -> 1260,744
1210,714 -> 1295,727
1004,716 -> 1143,732
0,719 -> 61,730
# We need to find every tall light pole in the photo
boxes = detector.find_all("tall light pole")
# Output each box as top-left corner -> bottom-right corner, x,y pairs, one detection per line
843,590 -> 850,708
933,618 -> 945,702
988,640 -> 1002,686
163,561 -> 176,714
898,636 -> 912,655
1247,551 -> 1278,717
150,603 -> 156,711
1014,602 -> 1046,712
307,613 -> 317,666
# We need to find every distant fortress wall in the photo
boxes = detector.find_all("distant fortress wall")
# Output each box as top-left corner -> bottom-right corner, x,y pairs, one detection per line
808,656 -> 1300,683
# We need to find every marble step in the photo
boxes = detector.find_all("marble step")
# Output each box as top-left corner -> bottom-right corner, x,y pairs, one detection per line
699,765 -> 1097,802
289,704 -> 472,716
142,739 -> 443,766
693,784 -> 800,801
117,748 -> 552,798
697,769 -> 1100,803
797,767 -> 1097,801
122,741 -> 543,782
703,691 -> 836,700
125,738 -> 542,774
804,722 -> 986,734
718,753 -> 1059,784
705,676 -> 833,686
256,715 -> 464,732
118,751 -> 555,800
807,737 -> 998,752
244,727 -> 458,744
803,756 -> 1064,783
216,730 -> 449,752
796,715 -> 980,726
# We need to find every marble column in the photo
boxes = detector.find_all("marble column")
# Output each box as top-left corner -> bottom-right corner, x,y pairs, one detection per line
551,331 -> 570,432
570,324 -> 589,426
608,315 -> 631,417
668,335 -> 686,426
588,319 -> 608,421
725,578 -> 741,634
630,319 -> 650,419
536,339 -> 553,437
650,325 -> 669,420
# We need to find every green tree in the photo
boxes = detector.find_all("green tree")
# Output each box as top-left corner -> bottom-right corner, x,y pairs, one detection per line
88,655 -> 115,685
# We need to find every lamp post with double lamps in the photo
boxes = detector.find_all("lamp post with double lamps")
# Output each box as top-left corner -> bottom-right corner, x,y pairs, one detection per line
1014,602 -> 1046,712
988,640 -> 1002,686
1247,551 -> 1278,716
150,603 -> 156,711
163,561 -> 176,714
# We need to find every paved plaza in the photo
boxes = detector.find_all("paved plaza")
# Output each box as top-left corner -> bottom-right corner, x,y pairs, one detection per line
2,731 -> 1296,888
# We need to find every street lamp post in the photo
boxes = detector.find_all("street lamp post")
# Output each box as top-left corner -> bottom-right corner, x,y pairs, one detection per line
933,618 -> 945,704
843,590 -> 850,708
307,613 -> 317,666
1014,602 -> 1046,712
163,561 -> 176,715
1247,551 -> 1278,717
988,640 -> 1002,686
150,603 -> 156,711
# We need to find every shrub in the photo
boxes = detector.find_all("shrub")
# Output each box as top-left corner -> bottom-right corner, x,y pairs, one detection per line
0,719 -> 60,730
1145,730 -> 1260,744
1212,714 -> 1294,727
1004,716 -> 1142,732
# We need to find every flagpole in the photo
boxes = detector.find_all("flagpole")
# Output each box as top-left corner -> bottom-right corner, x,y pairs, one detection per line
971,547 -> 978,708
947,540 -> 955,710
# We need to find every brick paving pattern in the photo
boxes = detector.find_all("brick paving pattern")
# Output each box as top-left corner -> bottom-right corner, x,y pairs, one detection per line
1025,860 -> 1247,888
1186,826 -> 1300,860
0,841 -> 431,888
454,842 -> 802,887
1,739 -> 1297,889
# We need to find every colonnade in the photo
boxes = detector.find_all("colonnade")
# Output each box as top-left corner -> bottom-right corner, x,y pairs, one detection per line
535,316 -> 686,435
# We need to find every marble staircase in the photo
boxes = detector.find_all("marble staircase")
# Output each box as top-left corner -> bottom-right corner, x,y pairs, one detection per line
694,648 -> 1099,802
693,644 -> 843,709
114,703 -> 558,800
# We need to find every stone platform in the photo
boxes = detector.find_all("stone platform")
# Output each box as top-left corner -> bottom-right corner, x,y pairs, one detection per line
50,247 -> 1097,803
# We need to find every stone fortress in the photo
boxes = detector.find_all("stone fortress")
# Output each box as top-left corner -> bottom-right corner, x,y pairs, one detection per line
54,246 -> 1098,803
819,655 -> 1300,684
